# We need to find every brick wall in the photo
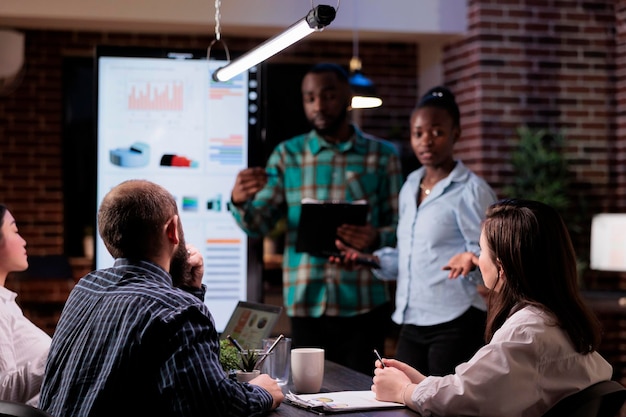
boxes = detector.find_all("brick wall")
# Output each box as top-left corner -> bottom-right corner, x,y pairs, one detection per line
617,0 -> 626,211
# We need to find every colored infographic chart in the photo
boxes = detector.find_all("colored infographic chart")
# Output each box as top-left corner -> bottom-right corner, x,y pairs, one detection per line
96,53 -> 252,332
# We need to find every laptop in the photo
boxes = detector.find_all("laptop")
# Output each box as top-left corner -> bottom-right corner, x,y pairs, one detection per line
219,301 -> 283,349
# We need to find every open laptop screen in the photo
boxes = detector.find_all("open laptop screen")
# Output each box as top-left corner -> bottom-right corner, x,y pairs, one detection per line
220,301 -> 283,349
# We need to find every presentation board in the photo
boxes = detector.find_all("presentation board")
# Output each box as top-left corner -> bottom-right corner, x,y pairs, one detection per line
95,46 -> 262,332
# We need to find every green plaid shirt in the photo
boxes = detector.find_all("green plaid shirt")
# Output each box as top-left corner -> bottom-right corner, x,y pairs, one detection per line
230,126 -> 402,317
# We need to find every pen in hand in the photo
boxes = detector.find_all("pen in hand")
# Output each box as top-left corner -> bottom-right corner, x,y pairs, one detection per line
373,349 -> 385,368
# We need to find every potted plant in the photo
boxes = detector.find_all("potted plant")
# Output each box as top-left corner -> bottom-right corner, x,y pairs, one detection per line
503,126 -> 588,284
503,126 -> 571,212
219,339 -> 262,382
238,348 -> 261,372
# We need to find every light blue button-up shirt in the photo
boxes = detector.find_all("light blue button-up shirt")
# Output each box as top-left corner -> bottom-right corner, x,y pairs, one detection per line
375,161 -> 497,326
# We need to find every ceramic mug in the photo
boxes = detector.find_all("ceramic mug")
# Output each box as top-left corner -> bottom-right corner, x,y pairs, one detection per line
291,348 -> 324,393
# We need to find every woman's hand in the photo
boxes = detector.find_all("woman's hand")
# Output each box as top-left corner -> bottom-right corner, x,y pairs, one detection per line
378,358 -> 425,383
372,366 -> 411,404
442,251 -> 478,279
372,358 -> 425,407
328,240 -> 379,270
329,240 -> 361,269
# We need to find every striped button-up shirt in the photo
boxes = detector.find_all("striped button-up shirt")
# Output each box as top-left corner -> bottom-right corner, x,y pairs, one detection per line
39,259 -> 273,417
230,126 -> 402,317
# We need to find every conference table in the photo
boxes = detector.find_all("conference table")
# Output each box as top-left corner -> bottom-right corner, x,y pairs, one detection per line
273,360 -> 417,416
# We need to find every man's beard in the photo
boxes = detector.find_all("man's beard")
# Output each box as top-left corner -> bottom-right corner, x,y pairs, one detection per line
170,235 -> 191,287
311,105 -> 348,137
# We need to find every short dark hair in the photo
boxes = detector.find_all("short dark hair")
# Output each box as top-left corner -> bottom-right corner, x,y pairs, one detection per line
416,86 -> 461,127
97,180 -> 178,260
483,198 -> 601,353
307,62 -> 349,84
0,204 -> 6,242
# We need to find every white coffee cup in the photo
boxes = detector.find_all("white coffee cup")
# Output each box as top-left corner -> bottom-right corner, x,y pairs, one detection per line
291,348 -> 324,394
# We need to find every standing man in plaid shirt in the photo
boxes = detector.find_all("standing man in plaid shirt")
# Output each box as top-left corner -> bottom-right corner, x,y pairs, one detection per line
230,63 -> 403,375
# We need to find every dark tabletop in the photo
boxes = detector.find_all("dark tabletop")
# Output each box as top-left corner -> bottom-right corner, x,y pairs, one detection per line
272,360 -> 418,416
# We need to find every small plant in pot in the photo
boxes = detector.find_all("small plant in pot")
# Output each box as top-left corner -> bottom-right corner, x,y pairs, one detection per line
219,338 -> 262,382
235,348 -> 263,382
238,349 -> 261,372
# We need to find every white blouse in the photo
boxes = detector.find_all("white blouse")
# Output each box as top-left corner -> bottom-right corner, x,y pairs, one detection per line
0,286 -> 51,406
410,305 -> 613,417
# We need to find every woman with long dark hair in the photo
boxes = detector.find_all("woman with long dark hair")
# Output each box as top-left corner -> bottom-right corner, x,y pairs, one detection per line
372,199 -> 612,417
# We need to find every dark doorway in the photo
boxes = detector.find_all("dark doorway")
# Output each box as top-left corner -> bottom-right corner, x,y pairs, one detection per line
260,63 -> 311,163
62,56 -> 96,258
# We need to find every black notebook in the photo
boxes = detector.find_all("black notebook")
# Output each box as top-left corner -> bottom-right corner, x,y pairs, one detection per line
295,198 -> 369,258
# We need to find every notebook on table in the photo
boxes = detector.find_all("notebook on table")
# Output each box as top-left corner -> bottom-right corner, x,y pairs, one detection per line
285,390 -> 405,414
219,301 -> 283,349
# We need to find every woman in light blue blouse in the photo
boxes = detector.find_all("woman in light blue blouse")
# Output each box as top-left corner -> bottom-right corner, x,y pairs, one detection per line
337,86 -> 497,375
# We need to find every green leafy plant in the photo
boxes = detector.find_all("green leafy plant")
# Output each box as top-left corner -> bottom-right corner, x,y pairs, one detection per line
503,126 -> 588,283
219,339 -> 262,372
219,339 -> 241,373
503,126 -> 570,212
238,349 -> 261,372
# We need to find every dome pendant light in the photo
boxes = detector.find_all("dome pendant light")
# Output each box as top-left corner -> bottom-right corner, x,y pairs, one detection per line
349,56 -> 382,109
348,10 -> 382,109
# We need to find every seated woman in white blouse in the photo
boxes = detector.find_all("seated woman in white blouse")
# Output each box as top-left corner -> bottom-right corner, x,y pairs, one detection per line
372,198 -> 613,417
0,204 -> 51,406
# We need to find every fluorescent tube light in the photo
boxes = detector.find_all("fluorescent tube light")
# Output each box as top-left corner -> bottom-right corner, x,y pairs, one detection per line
212,5 -> 336,82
